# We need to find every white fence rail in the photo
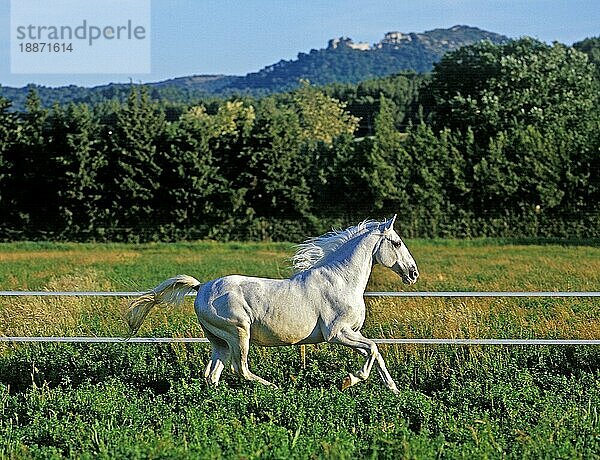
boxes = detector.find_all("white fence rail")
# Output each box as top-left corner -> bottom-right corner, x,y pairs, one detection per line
0,337 -> 598,345
1,290 -> 599,345
1,290 -> 599,297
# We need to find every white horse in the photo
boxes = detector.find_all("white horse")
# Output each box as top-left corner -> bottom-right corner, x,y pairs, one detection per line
126,215 -> 419,393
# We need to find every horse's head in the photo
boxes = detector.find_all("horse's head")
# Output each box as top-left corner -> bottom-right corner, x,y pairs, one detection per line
373,215 -> 419,285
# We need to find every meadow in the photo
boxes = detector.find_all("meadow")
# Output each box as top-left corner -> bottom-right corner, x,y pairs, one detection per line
0,239 -> 599,458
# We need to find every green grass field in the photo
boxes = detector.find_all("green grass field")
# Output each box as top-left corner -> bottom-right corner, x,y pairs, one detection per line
0,240 -> 599,458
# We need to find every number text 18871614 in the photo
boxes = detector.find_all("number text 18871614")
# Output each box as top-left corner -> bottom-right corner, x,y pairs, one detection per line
19,43 -> 73,53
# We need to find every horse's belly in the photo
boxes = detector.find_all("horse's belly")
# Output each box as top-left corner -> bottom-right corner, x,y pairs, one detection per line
250,317 -> 322,346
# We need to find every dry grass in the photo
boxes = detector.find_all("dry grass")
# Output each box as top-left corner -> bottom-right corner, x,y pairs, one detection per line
0,249 -> 139,264
0,270 -> 117,339
363,241 -> 600,343
375,242 -> 599,288
364,297 -> 600,340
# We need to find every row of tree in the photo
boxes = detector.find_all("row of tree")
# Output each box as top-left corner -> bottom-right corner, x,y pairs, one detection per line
0,38 -> 598,241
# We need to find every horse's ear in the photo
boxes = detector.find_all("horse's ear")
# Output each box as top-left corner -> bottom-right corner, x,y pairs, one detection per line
384,214 -> 397,233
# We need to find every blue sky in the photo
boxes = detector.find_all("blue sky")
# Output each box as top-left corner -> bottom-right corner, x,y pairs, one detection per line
1,0 -> 598,88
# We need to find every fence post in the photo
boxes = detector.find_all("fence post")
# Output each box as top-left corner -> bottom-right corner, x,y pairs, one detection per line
300,344 -> 306,369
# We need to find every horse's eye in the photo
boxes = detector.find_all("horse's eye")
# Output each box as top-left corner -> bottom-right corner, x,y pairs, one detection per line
391,239 -> 402,248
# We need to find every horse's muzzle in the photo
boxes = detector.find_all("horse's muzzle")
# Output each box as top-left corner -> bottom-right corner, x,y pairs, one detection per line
403,266 -> 419,285
396,264 -> 419,285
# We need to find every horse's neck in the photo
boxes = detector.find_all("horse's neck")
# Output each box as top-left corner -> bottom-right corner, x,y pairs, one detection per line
318,232 -> 378,294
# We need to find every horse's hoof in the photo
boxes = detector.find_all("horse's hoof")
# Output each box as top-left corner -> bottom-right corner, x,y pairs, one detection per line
341,376 -> 352,390
342,373 -> 360,390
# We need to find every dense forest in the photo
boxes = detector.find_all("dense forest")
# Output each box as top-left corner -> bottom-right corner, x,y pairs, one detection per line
0,38 -> 598,242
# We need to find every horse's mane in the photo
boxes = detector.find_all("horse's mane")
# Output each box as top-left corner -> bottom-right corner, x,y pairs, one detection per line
292,219 -> 382,272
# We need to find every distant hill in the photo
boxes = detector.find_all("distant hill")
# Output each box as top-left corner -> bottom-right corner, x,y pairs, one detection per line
1,25 -> 508,110
0,76 -> 239,112
226,25 -> 508,91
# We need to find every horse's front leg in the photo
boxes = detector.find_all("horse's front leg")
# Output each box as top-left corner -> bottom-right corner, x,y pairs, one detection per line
331,328 -> 399,394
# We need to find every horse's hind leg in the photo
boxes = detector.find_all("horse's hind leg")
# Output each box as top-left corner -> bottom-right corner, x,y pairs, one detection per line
229,324 -> 278,388
203,331 -> 231,386
197,292 -> 276,389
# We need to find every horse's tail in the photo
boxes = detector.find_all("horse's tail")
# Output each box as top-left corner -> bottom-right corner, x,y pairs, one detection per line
126,275 -> 202,335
